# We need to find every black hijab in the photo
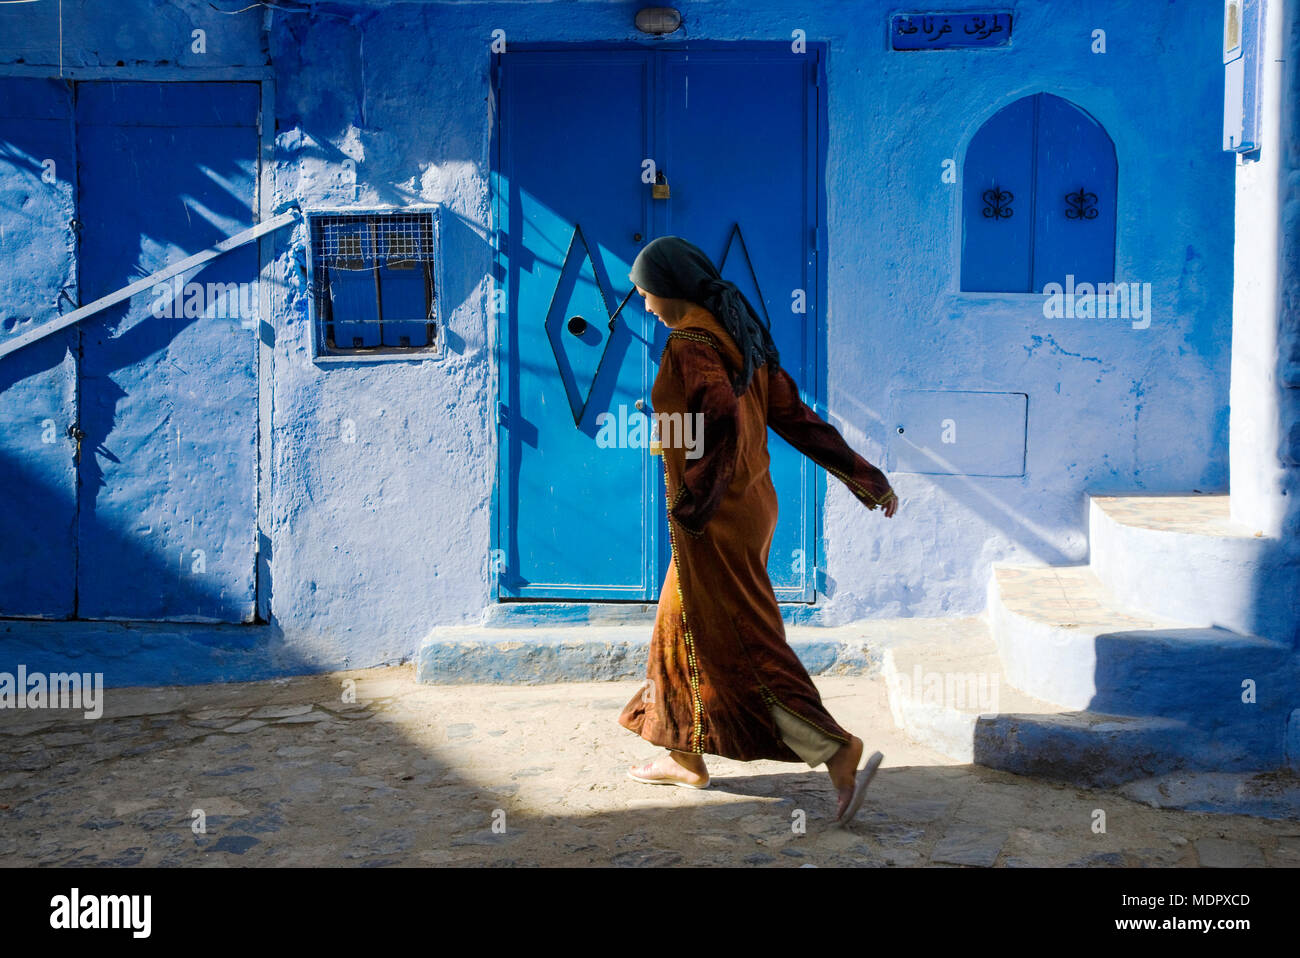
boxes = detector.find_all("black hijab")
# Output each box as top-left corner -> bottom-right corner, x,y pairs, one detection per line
629,235 -> 779,395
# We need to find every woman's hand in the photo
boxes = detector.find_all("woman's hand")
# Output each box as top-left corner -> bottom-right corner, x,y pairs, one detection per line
851,485 -> 898,516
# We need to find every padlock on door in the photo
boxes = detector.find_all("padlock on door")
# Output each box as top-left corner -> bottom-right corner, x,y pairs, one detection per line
637,398 -> 664,454
652,170 -> 670,199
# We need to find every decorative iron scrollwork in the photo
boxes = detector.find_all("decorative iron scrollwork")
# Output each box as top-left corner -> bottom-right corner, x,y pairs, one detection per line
981,187 -> 1014,220
1065,188 -> 1099,220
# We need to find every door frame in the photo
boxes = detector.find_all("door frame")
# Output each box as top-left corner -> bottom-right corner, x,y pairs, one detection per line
488,40 -> 830,605
0,66 -> 274,623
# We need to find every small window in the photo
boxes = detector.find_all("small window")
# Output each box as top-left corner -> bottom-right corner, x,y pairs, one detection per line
307,209 -> 439,358
961,93 -> 1117,293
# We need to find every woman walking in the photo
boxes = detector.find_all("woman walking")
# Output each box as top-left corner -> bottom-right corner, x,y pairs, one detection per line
617,236 -> 899,826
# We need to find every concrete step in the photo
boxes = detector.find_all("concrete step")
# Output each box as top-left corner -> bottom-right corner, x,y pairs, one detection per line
879,619 -> 1270,787
987,562 -> 1294,767
881,616 -> 1063,761
1088,493 -> 1300,644
988,562 -> 1292,711
414,620 -> 898,684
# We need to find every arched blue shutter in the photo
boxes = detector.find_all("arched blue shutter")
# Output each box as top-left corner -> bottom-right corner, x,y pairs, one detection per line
961,93 -> 1117,293
961,96 -> 1035,292
1031,94 -> 1117,291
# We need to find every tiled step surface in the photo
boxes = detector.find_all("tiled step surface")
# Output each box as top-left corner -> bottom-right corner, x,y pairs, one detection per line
1088,494 -> 1300,644
1091,493 -> 1252,535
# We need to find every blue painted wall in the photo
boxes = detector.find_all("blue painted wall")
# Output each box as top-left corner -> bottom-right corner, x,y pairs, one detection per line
0,0 -> 1240,684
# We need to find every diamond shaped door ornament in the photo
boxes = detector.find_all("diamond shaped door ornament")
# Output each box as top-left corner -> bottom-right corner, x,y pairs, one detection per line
544,223 -> 628,427
717,222 -> 772,330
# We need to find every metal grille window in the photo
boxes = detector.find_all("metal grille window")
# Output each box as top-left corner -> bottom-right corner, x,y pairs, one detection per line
307,210 -> 439,355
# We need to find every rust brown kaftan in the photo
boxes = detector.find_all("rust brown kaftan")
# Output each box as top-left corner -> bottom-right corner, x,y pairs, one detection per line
618,306 -> 897,763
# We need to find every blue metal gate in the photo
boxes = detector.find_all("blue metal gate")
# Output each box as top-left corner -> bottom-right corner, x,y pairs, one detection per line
0,79 -> 260,622
495,46 -> 822,602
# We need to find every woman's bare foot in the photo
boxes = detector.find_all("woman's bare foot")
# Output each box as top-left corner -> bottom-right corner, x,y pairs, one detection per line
825,735 -> 865,820
628,749 -> 710,787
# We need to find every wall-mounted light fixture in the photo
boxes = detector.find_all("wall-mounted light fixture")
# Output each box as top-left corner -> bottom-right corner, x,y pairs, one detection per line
635,7 -> 682,35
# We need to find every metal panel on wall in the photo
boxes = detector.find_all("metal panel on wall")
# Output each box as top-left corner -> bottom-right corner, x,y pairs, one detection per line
889,389 -> 1027,477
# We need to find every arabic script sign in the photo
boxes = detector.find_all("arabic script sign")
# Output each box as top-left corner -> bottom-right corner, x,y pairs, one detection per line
891,11 -> 1013,49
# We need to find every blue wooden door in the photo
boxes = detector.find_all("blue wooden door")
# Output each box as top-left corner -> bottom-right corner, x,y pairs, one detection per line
496,47 -> 820,602
73,82 -> 260,621
497,51 -> 658,599
657,50 -> 819,601
0,79 -> 78,617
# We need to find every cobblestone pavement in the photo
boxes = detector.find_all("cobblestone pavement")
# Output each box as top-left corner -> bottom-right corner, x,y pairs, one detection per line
2,666 -> 1298,867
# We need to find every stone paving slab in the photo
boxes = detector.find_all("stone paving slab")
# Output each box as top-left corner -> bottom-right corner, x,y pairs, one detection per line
0,666 -> 1296,867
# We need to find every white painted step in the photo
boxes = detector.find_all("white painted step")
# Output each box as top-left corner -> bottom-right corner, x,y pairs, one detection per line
986,562 -> 1294,769
877,618 -> 1251,787
988,562 -> 1290,708
1088,494 -> 1300,644
881,617 -> 1070,761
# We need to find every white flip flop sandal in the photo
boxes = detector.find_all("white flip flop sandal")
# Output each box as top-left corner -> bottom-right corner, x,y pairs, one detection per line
835,750 -> 883,826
